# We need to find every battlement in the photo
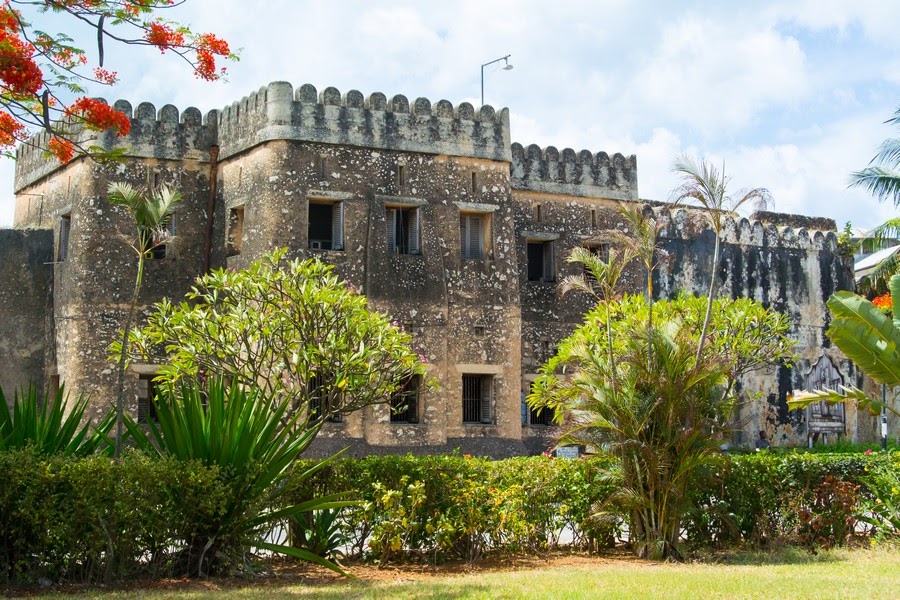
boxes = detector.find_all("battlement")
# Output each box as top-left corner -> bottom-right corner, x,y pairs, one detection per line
14,99 -> 218,192
216,81 -> 511,162
654,206 -> 839,252
510,143 -> 638,201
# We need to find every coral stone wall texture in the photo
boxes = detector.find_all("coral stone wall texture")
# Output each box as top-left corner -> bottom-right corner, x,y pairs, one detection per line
2,81 -> 879,454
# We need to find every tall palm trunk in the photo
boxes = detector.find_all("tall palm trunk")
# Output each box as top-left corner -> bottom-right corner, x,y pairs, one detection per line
114,253 -> 146,458
695,234 -> 720,363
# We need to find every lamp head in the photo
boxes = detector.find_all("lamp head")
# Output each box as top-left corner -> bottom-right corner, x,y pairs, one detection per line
503,59 -> 513,71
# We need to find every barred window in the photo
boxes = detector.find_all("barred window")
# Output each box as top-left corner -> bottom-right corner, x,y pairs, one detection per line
462,374 -> 492,424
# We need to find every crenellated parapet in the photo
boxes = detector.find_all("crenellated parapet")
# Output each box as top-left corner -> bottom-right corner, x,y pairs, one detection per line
14,100 -> 218,192
654,206 -> 839,252
510,143 -> 638,201
216,81 -> 511,162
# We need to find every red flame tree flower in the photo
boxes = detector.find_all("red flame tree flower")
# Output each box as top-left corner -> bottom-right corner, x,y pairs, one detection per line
0,0 -> 236,162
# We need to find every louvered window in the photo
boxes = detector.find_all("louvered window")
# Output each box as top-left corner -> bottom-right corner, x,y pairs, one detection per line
137,374 -> 159,423
460,213 -> 485,260
462,374 -> 493,424
309,201 -> 344,250
386,206 -> 421,255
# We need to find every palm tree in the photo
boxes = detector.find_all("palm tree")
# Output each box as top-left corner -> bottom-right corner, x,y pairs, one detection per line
671,156 -> 772,361
789,274 -> 900,418
851,108 -> 900,292
851,107 -> 900,208
108,182 -> 181,458
560,244 -> 637,401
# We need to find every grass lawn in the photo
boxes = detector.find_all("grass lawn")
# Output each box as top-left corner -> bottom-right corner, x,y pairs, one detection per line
14,546 -> 900,599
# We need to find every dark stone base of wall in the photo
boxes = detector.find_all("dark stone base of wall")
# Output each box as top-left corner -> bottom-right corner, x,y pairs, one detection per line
303,435 -> 556,459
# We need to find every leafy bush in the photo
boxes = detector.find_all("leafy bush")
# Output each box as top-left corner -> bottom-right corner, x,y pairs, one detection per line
798,476 -> 859,551
0,448 -> 227,584
857,455 -> 900,539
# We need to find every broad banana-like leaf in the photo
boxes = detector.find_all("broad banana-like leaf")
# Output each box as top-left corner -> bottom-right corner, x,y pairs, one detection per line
788,385 -> 899,417
826,290 -> 900,386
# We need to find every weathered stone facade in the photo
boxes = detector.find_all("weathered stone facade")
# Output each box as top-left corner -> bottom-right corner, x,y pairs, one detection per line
3,81 -> 881,455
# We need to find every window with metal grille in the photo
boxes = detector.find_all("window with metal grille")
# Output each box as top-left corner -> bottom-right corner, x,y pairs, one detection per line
526,241 -> 555,282
462,374 -> 492,424
390,375 -> 420,423
308,201 -> 344,250
386,206 -> 421,255
58,214 -> 71,262
137,374 -> 159,423
308,372 -> 342,423
530,405 -> 554,426
460,213 -> 486,260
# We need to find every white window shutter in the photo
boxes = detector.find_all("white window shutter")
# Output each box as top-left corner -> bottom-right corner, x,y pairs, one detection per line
386,208 -> 397,253
409,208 -> 420,255
470,215 -> 483,260
331,202 -> 344,250
543,241 -> 554,281
480,376 -> 492,424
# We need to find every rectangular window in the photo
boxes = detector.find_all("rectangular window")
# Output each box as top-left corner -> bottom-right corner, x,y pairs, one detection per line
396,164 -> 406,188
309,201 -> 344,251
58,214 -> 71,262
530,405 -> 554,427
386,206 -> 421,255
149,213 -> 176,260
137,374 -> 159,423
462,374 -> 492,424
460,213 -> 487,260
308,372 -> 342,423
583,243 -> 610,286
227,206 -> 244,257
527,241 -> 555,282
390,375 -> 420,423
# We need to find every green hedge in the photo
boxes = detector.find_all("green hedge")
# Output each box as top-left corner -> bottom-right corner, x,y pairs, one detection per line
2,449 -> 897,583
0,448 -> 228,584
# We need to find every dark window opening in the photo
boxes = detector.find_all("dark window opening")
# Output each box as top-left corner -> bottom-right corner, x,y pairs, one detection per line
460,213 -> 486,260
390,375 -> 420,423
387,206 -> 421,254
58,214 -> 71,262
396,164 -> 406,188
309,201 -> 344,250
536,204 -> 542,222
471,171 -> 477,193
474,325 -> 485,336
227,206 -> 244,257
527,241 -> 555,282
583,243 -> 610,286
591,208 -> 597,228
319,157 -> 328,180
462,374 -> 492,424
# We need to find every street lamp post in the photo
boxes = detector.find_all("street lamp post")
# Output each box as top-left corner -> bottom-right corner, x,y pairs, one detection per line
481,54 -> 513,106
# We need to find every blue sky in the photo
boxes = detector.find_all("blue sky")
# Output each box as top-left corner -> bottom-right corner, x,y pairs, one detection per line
2,0 -> 899,230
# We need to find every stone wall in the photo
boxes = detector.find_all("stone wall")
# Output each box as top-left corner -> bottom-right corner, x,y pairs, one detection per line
0,228 -> 53,399
4,80 -> 869,451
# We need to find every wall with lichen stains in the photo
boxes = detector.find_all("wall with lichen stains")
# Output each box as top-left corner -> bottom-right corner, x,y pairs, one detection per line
0,228 -> 53,399
3,80 -> 870,452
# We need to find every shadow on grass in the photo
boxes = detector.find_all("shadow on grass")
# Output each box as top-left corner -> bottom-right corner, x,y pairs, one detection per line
709,546 -> 847,566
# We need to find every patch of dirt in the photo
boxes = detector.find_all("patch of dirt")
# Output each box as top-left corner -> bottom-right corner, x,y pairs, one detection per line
4,550 -> 645,596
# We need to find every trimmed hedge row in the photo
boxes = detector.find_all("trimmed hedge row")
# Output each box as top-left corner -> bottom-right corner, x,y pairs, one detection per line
2,449 -> 897,583
0,449 -> 228,584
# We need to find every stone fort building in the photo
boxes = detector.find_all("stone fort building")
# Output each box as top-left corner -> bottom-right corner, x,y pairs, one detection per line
0,81 -> 878,455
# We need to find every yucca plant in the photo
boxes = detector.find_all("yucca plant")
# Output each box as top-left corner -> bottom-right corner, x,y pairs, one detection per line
0,385 -> 113,456
124,379 -> 354,576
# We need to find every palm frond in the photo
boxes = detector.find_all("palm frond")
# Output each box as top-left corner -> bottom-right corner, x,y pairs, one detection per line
850,166 -> 900,208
